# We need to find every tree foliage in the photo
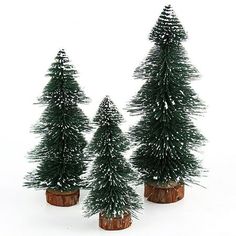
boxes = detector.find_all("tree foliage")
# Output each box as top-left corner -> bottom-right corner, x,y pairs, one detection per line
84,96 -> 141,219
127,5 -> 206,186
24,49 -> 90,191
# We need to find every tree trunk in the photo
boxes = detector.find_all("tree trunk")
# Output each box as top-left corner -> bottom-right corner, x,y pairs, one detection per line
46,189 -> 80,207
99,212 -> 132,230
144,182 -> 184,203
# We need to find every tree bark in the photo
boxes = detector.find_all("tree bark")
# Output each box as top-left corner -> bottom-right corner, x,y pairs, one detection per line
144,182 -> 184,203
46,189 -> 80,207
99,212 -> 132,230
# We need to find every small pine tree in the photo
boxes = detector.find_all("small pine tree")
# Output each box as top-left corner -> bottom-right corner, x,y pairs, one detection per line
84,96 -> 141,219
24,49 -> 90,192
127,5 -> 206,186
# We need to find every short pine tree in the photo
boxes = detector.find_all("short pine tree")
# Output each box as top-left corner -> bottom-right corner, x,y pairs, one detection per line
84,96 -> 141,219
127,5 -> 206,186
24,49 -> 90,192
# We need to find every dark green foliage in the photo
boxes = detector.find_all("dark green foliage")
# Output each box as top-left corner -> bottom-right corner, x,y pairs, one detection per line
24,49 -> 90,191
127,5 -> 206,186
149,5 -> 187,45
84,96 -> 141,219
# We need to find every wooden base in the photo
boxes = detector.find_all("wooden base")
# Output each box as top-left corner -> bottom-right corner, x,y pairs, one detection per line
99,212 -> 132,230
46,189 -> 80,207
144,182 -> 184,203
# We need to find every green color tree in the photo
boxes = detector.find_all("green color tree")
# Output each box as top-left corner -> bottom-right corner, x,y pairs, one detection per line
84,96 -> 141,219
127,5 -> 206,186
24,49 -> 90,191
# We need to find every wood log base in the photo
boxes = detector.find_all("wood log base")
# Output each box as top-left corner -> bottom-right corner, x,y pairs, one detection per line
46,189 -> 80,207
144,182 -> 184,203
99,212 -> 132,230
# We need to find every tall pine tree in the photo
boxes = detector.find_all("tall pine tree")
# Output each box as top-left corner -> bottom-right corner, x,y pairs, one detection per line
84,96 -> 141,223
25,49 -> 90,192
127,5 -> 206,187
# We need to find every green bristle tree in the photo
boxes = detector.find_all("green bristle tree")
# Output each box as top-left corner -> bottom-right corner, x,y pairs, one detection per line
24,49 -> 90,192
84,96 -> 141,219
127,5 -> 206,187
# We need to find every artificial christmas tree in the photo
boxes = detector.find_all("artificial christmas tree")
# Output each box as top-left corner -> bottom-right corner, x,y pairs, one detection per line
24,49 -> 90,206
127,5 -> 206,203
84,96 -> 141,230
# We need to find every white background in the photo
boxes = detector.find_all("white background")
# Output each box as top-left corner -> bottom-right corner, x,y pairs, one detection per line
0,0 -> 235,235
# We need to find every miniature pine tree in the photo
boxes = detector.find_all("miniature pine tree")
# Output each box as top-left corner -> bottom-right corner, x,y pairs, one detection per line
127,5 -> 206,187
24,49 -> 90,192
84,96 -> 141,221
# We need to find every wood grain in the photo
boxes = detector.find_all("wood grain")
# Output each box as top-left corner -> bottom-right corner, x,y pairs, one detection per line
99,212 -> 132,230
46,189 -> 80,207
144,182 -> 184,203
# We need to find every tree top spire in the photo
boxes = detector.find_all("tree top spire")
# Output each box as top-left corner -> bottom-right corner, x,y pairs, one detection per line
56,48 -> 66,56
93,96 -> 123,126
149,5 -> 187,45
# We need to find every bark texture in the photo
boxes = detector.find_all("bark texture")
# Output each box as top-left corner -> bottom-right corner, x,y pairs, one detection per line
46,189 -> 80,207
99,212 -> 132,230
144,182 -> 184,203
